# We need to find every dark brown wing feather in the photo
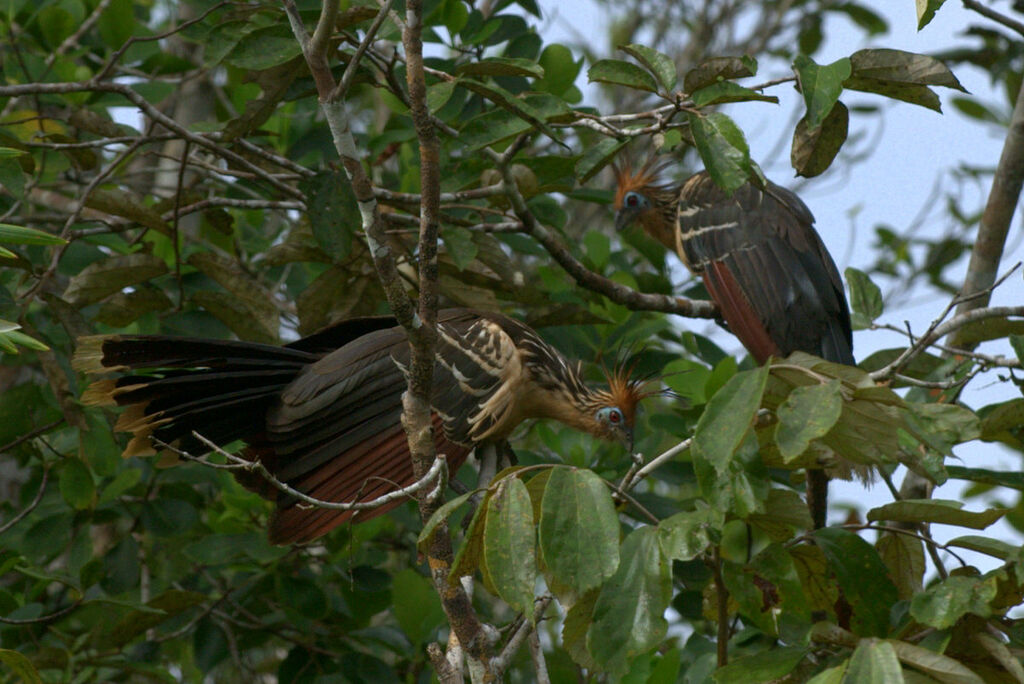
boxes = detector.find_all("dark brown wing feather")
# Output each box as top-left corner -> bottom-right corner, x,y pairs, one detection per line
76,308 -> 529,543
677,172 -> 854,364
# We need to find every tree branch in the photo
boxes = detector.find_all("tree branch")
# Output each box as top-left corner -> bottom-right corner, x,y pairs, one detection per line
949,70 -> 1024,349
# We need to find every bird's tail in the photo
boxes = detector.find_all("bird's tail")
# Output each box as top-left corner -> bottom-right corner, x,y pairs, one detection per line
74,335 -> 318,458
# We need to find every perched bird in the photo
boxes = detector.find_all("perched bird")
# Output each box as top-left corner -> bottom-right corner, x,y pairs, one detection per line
75,309 -> 649,544
613,159 -> 854,528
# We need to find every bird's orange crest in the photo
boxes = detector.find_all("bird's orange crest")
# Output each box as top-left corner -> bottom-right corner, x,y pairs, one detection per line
612,157 -> 674,210
602,357 -> 661,426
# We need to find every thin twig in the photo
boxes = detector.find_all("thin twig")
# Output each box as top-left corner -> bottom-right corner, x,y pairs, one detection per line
157,433 -> 449,513
0,466 -> 50,535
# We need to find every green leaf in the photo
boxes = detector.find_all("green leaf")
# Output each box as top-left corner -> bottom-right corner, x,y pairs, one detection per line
791,100 -> 849,178
575,137 -> 629,183
392,569 -> 444,644
539,467 -> 620,596
946,535 -> 1018,561
866,499 -> 1005,530
713,646 -> 808,683
85,188 -> 170,235
687,111 -> 752,193
418,489 -> 477,551
619,44 -> 676,92
658,507 -> 719,561
441,226 -> 478,271
814,527 -> 898,637
683,56 -> 757,94
910,574 -> 998,629
849,48 -> 965,92
483,477 -> 536,613
100,590 -> 206,650
845,639 -> 903,683
562,589 -> 599,669
916,0 -> 948,30
450,491 -> 489,584
190,291 -> 277,344
888,639 -> 984,684
793,55 -> 851,129
427,79 -> 457,113
845,267 -> 883,329
298,169 -> 358,262
224,25 -> 302,70
459,79 -> 564,147
457,57 -> 544,78
59,457 -> 94,510
844,77 -> 941,112
0,649 -> 42,684
693,364 -> 769,473
1009,334 -> 1024,363
0,223 -> 67,246
691,81 -> 778,108
774,379 -> 843,461
587,527 -> 670,676
63,253 -> 169,308
588,59 -> 660,93
537,44 -> 581,97
877,532 -> 924,600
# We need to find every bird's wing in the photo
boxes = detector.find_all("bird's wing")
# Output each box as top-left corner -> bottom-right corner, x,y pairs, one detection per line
262,309 -> 525,542
677,173 -> 854,364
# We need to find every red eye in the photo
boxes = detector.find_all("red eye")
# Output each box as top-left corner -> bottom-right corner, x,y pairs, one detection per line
626,195 -> 638,207
610,410 -> 621,423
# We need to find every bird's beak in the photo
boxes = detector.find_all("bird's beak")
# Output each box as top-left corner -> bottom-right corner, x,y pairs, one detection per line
614,209 -> 634,233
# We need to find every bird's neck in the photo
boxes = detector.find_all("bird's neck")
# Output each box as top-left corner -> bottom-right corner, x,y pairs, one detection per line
639,195 -> 680,253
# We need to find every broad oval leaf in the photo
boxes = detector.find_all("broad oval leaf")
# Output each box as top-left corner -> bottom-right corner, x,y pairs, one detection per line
775,379 -> 843,462
539,467 -> 620,595
417,488 -> 477,551
946,535 -> 1017,560
845,639 -> 903,683
713,645 -> 808,683
845,267 -> 883,329
814,527 -> 898,637
910,574 -> 997,629
692,364 -> 770,473
792,100 -> 849,178
888,639 -> 984,684
658,508 -> 719,561
683,56 -> 757,94
849,48 -> 965,92
619,43 -> 676,92
866,499 -> 1006,530
63,253 -> 169,307
59,457 -> 95,510
586,527 -> 670,676
588,59 -> 659,93
691,81 -> 778,108
793,55 -> 851,129
483,477 -> 536,613
687,111 -> 752,193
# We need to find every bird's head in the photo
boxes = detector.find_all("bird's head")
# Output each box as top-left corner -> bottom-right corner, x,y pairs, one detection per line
612,158 -> 677,238
586,361 -> 661,452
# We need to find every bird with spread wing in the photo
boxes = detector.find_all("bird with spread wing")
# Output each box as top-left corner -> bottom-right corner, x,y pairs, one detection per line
75,308 -> 652,544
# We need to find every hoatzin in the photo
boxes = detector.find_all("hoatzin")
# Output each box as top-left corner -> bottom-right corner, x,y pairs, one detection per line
613,160 -> 854,529
74,308 -> 649,544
